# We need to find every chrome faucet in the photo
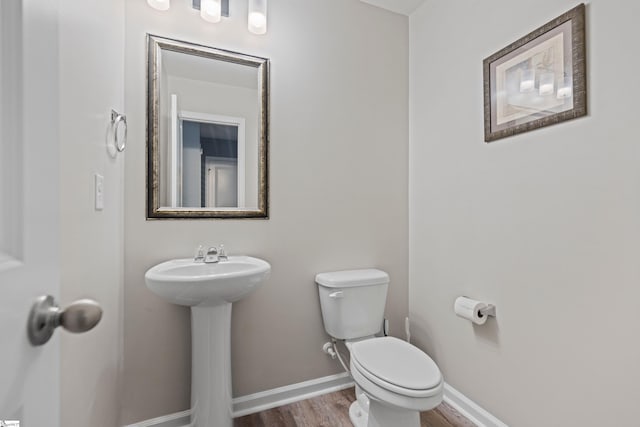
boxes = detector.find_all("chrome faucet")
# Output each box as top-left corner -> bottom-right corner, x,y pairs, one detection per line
194,244 -> 228,263
204,246 -> 219,263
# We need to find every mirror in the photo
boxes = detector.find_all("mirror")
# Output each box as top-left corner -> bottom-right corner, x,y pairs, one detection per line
147,35 -> 269,219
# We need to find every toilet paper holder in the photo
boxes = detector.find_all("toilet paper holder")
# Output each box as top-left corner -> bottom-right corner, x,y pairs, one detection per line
454,296 -> 496,325
478,304 -> 496,318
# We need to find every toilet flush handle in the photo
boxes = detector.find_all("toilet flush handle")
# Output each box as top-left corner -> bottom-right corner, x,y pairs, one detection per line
329,291 -> 344,298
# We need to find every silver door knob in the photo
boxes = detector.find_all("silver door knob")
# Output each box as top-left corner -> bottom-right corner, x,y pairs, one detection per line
28,295 -> 103,346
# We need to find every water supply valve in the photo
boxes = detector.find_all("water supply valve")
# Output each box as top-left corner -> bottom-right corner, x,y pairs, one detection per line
322,342 -> 337,359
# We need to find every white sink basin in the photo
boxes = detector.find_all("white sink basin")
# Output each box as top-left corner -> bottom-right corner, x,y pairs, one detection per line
145,256 -> 270,307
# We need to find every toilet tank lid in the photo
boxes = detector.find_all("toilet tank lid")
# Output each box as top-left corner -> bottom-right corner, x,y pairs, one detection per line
315,269 -> 389,288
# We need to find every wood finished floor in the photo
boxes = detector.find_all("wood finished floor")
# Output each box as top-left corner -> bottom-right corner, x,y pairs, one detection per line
234,387 -> 476,427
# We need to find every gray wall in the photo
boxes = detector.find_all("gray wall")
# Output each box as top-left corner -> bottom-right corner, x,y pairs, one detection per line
123,0 -> 409,424
60,0 -> 124,426
409,1 -> 640,426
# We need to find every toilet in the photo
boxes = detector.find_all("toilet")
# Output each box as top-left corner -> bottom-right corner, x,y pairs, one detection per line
316,269 -> 443,427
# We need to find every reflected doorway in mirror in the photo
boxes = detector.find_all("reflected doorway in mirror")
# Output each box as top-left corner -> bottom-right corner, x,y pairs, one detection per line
164,101 -> 247,209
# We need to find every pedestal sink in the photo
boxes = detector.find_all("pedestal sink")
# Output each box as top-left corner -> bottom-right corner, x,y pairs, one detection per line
145,256 -> 271,427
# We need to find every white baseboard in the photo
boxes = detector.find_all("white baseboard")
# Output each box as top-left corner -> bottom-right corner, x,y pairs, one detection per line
120,373 -> 352,427
443,383 -> 509,427
232,372 -> 354,417
122,375 -> 508,427
122,409 -> 191,427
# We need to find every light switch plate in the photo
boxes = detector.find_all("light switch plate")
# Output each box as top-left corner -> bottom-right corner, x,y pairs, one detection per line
95,173 -> 104,210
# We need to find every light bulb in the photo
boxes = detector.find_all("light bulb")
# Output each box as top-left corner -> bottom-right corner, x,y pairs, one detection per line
249,12 -> 266,29
248,0 -> 267,35
201,0 -> 222,23
147,0 -> 170,11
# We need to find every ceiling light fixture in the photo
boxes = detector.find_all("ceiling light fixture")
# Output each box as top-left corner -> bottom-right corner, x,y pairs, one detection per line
247,0 -> 267,35
147,0 -> 267,35
200,0 -> 222,23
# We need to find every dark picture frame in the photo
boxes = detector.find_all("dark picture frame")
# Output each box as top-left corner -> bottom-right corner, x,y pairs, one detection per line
483,4 -> 586,142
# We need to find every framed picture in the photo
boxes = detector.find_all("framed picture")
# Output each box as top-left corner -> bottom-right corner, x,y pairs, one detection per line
483,4 -> 586,142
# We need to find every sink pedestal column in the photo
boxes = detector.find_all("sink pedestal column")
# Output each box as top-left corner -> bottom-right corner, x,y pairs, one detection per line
191,303 -> 233,427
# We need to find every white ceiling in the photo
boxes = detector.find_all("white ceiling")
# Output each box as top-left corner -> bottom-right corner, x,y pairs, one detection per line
360,0 -> 427,15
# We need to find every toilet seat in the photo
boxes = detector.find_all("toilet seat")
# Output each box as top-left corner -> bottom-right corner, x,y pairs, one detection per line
350,337 -> 442,398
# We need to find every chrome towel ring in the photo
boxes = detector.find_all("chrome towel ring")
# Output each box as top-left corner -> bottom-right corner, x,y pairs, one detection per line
111,109 -> 127,152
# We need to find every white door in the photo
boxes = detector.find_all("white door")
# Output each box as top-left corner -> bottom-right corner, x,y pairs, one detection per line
0,0 -> 61,425
205,158 -> 239,208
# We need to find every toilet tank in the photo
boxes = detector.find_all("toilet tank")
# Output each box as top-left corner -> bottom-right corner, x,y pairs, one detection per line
316,269 -> 389,340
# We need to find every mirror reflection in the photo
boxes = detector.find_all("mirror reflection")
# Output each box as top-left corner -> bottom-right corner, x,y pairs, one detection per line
147,35 -> 269,218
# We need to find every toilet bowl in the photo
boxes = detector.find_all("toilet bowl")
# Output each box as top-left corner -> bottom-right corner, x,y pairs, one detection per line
316,269 -> 443,427
348,336 -> 443,426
